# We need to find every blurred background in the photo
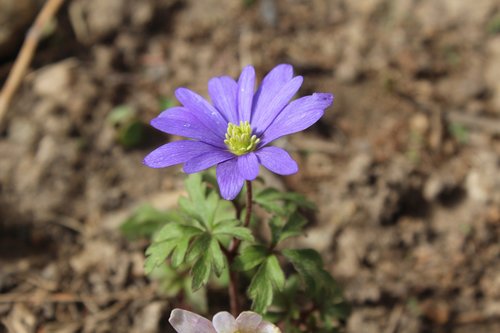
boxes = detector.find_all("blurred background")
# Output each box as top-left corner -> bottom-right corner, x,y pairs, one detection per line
1,0 -> 500,332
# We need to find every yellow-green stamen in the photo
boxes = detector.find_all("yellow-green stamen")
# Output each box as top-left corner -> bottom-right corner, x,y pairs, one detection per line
224,121 -> 260,156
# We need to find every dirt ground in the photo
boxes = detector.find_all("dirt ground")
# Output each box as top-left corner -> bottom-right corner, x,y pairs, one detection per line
1,0 -> 500,332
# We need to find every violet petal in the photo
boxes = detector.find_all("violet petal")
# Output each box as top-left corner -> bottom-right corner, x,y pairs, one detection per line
252,76 -> 303,134
143,140 -> 216,169
175,87 -> 228,137
237,152 -> 259,181
255,146 -> 298,175
152,107 -> 225,147
169,309 -> 217,333
208,76 -> 238,124
251,64 -> 293,123
216,158 -> 245,200
237,65 -> 255,122
212,312 -> 238,333
183,150 -> 234,174
260,93 -> 334,146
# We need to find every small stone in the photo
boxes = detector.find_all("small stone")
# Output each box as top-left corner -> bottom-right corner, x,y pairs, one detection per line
33,60 -> 77,104
8,117 -> 38,148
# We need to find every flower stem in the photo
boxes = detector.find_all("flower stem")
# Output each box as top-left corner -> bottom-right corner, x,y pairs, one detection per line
227,181 -> 253,316
243,180 -> 253,228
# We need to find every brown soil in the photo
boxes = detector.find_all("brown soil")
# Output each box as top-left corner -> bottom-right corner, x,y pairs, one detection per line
1,0 -> 500,332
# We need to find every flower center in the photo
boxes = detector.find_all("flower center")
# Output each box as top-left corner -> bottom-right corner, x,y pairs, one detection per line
224,121 -> 260,156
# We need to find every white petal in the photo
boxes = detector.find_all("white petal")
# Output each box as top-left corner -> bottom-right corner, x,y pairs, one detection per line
257,321 -> 281,333
169,309 -> 216,333
236,311 -> 262,333
212,311 -> 238,333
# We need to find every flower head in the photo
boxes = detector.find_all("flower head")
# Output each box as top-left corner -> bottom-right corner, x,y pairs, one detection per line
169,309 -> 281,333
144,64 -> 334,200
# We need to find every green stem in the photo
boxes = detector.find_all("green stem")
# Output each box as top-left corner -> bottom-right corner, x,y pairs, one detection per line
227,181 -> 253,316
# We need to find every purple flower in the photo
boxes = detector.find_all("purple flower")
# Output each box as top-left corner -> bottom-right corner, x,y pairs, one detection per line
144,64 -> 334,200
169,309 -> 281,333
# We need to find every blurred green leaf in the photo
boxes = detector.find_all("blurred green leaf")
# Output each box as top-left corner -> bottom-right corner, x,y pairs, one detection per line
254,187 -> 315,215
107,105 -> 135,125
120,205 -> 177,239
118,120 -> 146,148
487,14 -> 500,34
449,122 -> 468,144
282,248 -> 333,296
159,97 -> 177,110
270,211 -> 307,246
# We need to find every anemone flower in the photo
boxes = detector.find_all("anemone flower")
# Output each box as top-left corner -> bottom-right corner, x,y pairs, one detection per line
144,64 -> 334,200
169,309 -> 281,333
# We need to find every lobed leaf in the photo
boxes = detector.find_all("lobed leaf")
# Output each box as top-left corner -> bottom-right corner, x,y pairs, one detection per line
282,248 -> 333,296
213,220 -> 254,242
254,187 -> 315,215
233,245 -> 268,271
191,253 -> 211,290
269,212 -> 307,246
248,255 -> 285,313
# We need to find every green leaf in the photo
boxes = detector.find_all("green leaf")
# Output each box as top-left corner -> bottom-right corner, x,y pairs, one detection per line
186,233 -> 212,262
144,223 -> 203,274
118,120 -> 146,148
248,264 -> 273,313
270,212 -> 307,246
189,235 -> 227,289
254,188 -> 315,215
120,205 -> 177,239
248,255 -> 285,313
171,237 -> 190,268
266,255 -> 285,289
213,220 -> 254,242
233,245 -> 268,271
209,238 -> 226,276
282,248 -> 333,296
153,223 -> 203,242
179,173 -> 235,229
159,97 -> 177,110
107,105 -> 135,125
178,196 -> 203,224
191,253 -> 211,290
144,241 -> 177,274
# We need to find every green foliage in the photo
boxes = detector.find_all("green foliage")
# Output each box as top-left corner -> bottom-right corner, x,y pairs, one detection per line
281,248 -> 350,330
107,105 -> 146,148
254,187 -> 315,216
120,205 -> 180,240
248,255 -> 285,313
144,174 -> 252,290
448,122 -> 468,144
149,264 -> 208,313
487,14 -> 500,34
159,97 -> 177,110
122,172 -> 348,330
269,211 -> 307,247
282,248 -> 333,296
145,223 -> 204,274
233,245 -> 268,271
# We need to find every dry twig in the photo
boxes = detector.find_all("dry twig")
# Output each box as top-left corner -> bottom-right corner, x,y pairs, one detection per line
0,0 -> 66,127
